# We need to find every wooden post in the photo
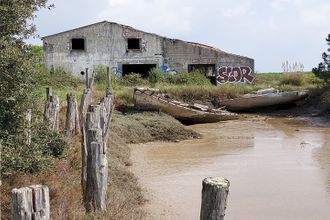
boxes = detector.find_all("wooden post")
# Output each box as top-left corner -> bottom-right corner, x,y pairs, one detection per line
84,105 -> 108,212
80,68 -> 112,212
200,177 -> 230,220
24,109 -> 32,145
106,66 -> 112,94
46,87 -> 52,101
66,93 -> 80,138
44,88 -> 60,131
12,185 -> 50,220
85,68 -> 89,89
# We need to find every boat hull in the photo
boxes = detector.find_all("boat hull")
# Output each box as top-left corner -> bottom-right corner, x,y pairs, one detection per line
134,89 -> 237,123
222,90 -> 309,111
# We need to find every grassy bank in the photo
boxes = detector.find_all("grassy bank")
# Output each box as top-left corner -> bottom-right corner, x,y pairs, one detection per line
1,111 -> 199,219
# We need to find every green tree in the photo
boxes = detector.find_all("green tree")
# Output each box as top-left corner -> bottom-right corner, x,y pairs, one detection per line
0,0 -> 50,134
312,34 -> 330,82
0,1 -> 67,177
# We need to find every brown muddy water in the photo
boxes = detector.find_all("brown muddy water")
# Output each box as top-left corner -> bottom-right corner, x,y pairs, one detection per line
130,116 -> 330,220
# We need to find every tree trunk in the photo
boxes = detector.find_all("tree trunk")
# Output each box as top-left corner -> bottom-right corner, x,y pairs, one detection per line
200,177 -> 230,220
66,93 -> 80,138
12,185 -> 50,220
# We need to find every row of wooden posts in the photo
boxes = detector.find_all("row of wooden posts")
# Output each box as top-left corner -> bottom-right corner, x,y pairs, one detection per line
12,68 -> 230,220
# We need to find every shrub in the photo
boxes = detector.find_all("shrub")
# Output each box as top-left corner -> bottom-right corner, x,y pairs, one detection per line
117,73 -> 148,87
148,68 -> 165,84
279,73 -> 303,86
1,124 -> 68,177
165,70 -> 212,86
95,64 -> 107,84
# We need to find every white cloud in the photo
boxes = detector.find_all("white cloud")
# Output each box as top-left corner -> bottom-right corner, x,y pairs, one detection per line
98,0 -> 196,37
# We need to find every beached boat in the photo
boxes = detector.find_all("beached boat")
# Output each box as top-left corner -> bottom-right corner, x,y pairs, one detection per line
134,88 -> 238,123
222,88 -> 309,111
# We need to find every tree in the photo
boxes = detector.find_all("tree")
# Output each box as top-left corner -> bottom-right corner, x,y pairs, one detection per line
312,34 -> 330,82
0,1 -> 67,177
0,0 -> 49,134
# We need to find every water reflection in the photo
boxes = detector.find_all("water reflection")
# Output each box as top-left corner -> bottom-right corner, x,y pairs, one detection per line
131,117 -> 330,220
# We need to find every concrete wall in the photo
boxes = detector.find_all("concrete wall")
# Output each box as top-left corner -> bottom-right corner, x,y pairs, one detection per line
43,21 -> 163,77
43,21 -> 254,83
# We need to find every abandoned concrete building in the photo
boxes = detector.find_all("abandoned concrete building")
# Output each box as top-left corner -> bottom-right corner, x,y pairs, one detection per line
42,21 -> 254,84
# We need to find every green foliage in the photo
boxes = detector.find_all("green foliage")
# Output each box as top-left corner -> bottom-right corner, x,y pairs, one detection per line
116,73 -> 148,87
165,70 -> 212,86
312,33 -> 330,83
95,64 -> 107,84
1,123 -> 67,177
148,68 -> 165,84
0,0 -> 70,177
279,73 -> 303,86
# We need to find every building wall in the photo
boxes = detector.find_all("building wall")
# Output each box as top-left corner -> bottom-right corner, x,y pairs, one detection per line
43,22 -> 163,77
43,21 -> 254,83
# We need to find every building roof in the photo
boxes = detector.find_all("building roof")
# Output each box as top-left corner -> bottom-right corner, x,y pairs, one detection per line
42,20 -> 252,59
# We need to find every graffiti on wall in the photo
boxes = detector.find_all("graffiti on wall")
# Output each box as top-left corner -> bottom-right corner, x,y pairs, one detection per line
217,66 -> 254,84
112,67 -> 122,76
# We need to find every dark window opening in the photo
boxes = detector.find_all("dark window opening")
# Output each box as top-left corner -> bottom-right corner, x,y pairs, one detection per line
127,38 -> 141,50
188,64 -> 216,76
72,38 -> 85,50
188,64 -> 217,85
122,64 -> 157,78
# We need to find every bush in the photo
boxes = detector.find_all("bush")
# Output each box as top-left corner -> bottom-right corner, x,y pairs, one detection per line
117,73 -> 148,87
165,70 -> 212,86
1,124 -> 68,177
95,64 -> 107,84
148,68 -> 165,84
279,73 -> 303,86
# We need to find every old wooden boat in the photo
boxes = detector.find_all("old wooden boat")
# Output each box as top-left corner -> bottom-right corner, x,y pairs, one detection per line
222,88 -> 309,111
134,88 -> 238,123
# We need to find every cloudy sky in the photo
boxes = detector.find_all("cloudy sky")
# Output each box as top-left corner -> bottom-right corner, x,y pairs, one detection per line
30,0 -> 330,72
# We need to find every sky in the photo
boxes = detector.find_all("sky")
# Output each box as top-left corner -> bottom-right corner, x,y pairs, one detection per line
29,0 -> 330,72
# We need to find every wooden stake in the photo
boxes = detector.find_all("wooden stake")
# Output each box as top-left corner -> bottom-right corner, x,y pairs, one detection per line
200,177 -> 230,220
12,185 -> 50,220
66,93 -> 81,138
44,88 -> 60,131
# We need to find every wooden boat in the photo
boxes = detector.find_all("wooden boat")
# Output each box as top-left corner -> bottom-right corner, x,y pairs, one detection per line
222,88 -> 309,111
134,88 -> 238,124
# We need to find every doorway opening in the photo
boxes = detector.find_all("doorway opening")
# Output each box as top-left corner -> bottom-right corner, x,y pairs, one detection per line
122,64 -> 157,78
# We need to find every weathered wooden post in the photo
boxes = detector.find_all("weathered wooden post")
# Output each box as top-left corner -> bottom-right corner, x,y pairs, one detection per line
24,109 -> 32,145
80,67 -> 113,212
12,185 -> 50,220
66,93 -> 80,138
85,68 -> 89,89
106,66 -> 112,94
200,177 -> 230,220
84,105 -> 108,211
44,87 -> 60,131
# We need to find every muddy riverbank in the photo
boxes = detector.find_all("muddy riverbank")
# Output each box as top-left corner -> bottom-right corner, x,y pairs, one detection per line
130,116 -> 330,220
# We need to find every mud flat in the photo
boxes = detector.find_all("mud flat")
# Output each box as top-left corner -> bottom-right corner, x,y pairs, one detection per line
130,116 -> 330,220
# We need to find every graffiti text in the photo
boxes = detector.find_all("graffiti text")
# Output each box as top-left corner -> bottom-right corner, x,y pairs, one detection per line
217,66 -> 254,84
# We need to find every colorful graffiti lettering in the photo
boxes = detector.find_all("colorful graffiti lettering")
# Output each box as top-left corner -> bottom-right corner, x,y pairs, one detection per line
217,66 -> 254,84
